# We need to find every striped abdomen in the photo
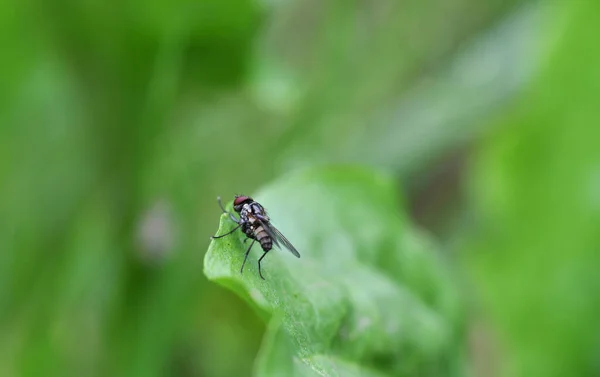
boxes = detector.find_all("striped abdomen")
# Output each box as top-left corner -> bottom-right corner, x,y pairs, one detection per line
255,225 -> 272,251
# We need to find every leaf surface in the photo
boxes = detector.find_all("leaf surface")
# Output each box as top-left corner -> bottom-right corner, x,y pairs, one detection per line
204,166 -> 464,376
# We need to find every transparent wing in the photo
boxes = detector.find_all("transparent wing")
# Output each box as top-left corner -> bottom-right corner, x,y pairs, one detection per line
265,222 -> 301,258
256,219 -> 300,258
256,219 -> 281,248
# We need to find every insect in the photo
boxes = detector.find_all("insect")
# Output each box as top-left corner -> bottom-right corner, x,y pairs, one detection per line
211,195 -> 300,280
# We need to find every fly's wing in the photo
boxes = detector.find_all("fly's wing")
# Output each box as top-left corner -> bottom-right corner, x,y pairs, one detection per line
262,221 -> 301,258
255,217 -> 280,246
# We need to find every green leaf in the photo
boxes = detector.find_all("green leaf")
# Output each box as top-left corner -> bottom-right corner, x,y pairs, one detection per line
468,2 -> 600,376
204,166 -> 464,376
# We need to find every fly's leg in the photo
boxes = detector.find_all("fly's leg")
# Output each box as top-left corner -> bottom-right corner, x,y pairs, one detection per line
243,237 -> 250,243
218,196 -> 240,223
240,239 -> 256,274
211,224 -> 241,239
257,251 -> 269,280
217,196 -> 229,213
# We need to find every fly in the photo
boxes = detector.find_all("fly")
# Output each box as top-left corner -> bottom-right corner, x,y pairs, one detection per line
211,195 -> 301,280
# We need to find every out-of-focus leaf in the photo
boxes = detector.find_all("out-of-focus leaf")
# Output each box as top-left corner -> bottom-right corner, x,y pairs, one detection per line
468,2 -> 600,376
250,0 -> 535,175
204,167 -> 464,376
128,0 -> 263,88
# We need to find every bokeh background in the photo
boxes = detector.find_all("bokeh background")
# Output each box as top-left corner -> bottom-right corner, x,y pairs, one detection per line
1,1 -> 598,376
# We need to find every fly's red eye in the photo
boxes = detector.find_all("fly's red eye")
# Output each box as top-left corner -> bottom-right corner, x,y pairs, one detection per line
233,196 -> 249,206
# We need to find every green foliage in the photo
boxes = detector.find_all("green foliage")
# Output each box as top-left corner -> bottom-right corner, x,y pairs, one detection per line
3,0 -> 577,375
205,167 -> 464,376
468,2 -> 600,376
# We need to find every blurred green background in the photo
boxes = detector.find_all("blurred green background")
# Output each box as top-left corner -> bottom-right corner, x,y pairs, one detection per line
1,0 -> 599,376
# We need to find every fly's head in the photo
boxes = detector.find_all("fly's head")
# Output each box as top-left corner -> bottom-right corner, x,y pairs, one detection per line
233,195 -> 253,213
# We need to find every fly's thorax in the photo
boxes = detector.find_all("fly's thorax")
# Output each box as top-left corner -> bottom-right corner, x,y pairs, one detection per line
239,210 -> 248,221
246,213 -> 258,226
250,202 -> 266,214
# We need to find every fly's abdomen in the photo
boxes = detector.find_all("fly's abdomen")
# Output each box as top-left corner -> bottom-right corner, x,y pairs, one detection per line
255,226 -> 272,251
